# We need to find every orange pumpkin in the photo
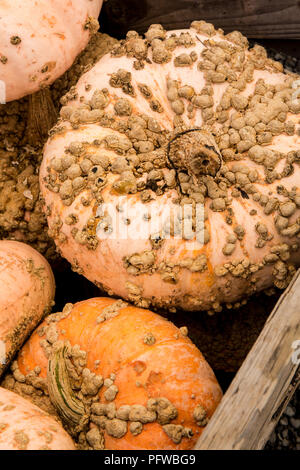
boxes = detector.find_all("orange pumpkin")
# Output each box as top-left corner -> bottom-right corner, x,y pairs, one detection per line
8,297 -> 222,450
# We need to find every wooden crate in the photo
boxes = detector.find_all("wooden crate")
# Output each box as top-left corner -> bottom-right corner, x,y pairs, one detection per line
194,270 -> 300,450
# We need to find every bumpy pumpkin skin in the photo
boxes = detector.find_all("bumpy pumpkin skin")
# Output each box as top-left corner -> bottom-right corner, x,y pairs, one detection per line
0,240 -> 55,378
0,387 -> 75,450
0,0 -> 103,101
12,298 -> 222,450
40,22 -> 300,312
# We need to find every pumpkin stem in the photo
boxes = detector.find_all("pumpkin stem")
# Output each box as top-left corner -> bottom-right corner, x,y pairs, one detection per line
167,129 -> 222,180
27,88 -> 57,146
47,342 -> 87,436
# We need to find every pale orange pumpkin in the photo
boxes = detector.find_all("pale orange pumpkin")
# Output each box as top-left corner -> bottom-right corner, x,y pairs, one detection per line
9,297 -> 222,450
0,240 -> 55,378
40,21 -> 300,313
0,0 -> 103,102
0,387 -> 75,450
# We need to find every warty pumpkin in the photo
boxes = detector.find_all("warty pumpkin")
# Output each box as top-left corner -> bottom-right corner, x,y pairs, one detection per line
0,240 -> 55,378
3,297 -> 223,450
0,387 -> 75,450
40,21 -> 300,312
0,0 -> 103,102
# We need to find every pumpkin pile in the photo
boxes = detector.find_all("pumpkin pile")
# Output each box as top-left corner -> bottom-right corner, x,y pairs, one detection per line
0,2 -> 299,451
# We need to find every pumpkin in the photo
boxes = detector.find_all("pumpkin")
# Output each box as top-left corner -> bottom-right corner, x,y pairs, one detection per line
0,240 -> 55,377
40,21 -> 300,313
0,0 -> 103,102
0,387 -> 75,450
3,297 -> 222,450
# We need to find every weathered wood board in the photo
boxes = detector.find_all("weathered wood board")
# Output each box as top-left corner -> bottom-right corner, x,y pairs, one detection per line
100,0 -> 300,39
194,270 -> 300,450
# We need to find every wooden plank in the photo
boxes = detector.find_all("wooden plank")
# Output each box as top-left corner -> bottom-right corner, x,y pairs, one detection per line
100,0 -> 300,39
194,270 -> 300,450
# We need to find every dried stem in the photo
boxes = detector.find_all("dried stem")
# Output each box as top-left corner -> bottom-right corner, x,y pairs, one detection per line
27,88 -> 57,146
167,129 -> 222,181
47,343 -> 86,435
